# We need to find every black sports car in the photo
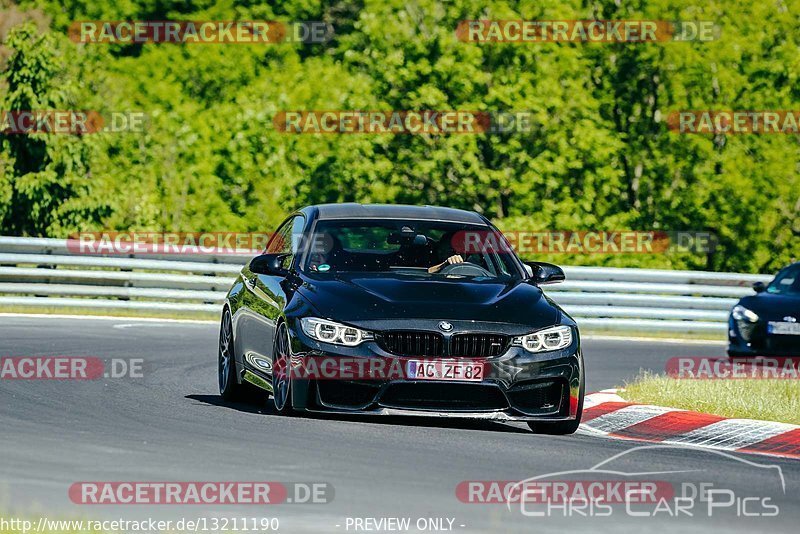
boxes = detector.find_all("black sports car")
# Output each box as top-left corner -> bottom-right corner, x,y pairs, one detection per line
728,262 -> 800,357
218,203 -> 584,434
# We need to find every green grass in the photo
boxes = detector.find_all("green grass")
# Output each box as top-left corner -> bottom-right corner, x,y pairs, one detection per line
581,327 -> 724,342
0,305 -> 217,322
622,372 -> 800,425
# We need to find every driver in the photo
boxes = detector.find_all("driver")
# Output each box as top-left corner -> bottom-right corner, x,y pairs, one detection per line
428,254 -> 465,273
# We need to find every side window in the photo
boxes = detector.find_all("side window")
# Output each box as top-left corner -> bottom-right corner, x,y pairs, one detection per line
289,216 -> 306,255
769,265 -> 800,294
265,216 -> 305,269
266,219 -> 294,255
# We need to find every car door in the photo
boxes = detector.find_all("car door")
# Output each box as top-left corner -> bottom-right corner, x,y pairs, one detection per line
236,215 -> 305,374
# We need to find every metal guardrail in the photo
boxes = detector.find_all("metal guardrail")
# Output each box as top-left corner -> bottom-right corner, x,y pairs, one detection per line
0,236 -> 771,334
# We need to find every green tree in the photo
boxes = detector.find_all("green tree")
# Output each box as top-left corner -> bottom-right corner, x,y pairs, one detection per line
0,22 -> 109,235
1,0 -> 798,272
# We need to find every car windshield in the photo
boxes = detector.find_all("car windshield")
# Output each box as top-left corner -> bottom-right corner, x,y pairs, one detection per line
302,219 -> 521,280
767,264 -> 800,295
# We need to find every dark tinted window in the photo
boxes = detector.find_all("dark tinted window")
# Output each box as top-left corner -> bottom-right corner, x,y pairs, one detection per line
768,265 -> 800,295
303,219 -> 520,280
266,215 -> 305,269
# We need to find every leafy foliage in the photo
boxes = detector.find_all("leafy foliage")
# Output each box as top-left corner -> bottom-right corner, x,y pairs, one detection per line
1,0 -> 798,272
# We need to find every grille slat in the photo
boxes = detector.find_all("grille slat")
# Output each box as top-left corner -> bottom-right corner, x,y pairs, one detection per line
450,333 -> 510,358
378,330 -> 510,358
378,331 -> 444,357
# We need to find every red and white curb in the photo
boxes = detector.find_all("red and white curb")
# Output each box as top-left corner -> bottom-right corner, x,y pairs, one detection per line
581,389 -> 800,460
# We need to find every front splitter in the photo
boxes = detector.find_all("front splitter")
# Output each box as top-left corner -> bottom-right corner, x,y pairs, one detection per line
305,406 -> 572,422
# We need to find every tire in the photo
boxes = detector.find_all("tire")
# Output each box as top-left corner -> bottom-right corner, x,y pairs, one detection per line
271,322 -> 294,415
219,308 -> 243,400
218,308 -> 263,403
527,373 -> 585,435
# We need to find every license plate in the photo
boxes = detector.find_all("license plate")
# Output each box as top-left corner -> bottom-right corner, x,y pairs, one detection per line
405,359 -> 484,382
768,322 -> 800,335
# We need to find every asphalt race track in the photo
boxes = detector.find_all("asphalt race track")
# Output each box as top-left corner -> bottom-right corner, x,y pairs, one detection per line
1,315 -> 798,533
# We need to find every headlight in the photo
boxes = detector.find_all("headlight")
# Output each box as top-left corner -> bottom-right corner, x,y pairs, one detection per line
731,305 -> 759,323
513,325 -> 573,353
300,317 -> 373,346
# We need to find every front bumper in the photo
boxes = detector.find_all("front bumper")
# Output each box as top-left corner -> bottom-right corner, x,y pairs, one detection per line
276,318 -> 583,422
728,317 -> 800,357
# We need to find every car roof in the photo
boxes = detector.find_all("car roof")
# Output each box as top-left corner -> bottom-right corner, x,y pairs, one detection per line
305,203 -> 487,224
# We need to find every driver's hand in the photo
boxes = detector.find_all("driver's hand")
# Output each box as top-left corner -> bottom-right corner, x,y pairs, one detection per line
428,255 -> 464,273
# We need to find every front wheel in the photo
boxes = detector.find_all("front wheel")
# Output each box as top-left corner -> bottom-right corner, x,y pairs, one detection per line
271,322 -> 294,415
219,308 -> 253,401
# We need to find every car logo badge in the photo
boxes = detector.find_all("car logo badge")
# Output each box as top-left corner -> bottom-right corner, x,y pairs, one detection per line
438,321 -> 453,331
784,316 -> 797,323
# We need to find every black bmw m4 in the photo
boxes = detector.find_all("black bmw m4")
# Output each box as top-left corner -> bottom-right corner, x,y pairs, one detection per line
218,203 -> 584,434
728,262 -> 800,357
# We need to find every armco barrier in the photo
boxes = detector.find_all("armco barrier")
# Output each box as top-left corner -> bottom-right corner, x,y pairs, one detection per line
0,236 -> 770,334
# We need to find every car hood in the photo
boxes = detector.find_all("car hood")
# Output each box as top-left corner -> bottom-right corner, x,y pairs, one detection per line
297,272 -> 561,328
738,293 -> 800,321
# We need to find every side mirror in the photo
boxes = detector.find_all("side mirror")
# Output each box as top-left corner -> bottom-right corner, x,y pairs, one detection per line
525,261 -> 566,285
753,281 -> 767,293
249,253 -> 290,276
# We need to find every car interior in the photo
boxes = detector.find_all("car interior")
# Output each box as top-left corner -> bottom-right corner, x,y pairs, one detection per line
305,224 -> 513,277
